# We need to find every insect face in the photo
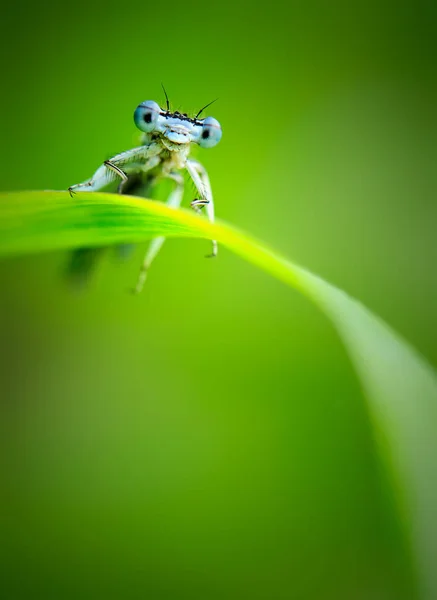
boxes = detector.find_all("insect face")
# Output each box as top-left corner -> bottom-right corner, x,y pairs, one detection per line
133,100 -> 222,148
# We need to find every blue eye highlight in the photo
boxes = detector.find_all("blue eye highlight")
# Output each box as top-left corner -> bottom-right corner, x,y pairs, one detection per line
198,117 -> 222,148
134,100 -> 161,132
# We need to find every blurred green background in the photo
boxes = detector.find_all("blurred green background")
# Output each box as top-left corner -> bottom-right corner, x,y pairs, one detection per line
1,0 -> 436,598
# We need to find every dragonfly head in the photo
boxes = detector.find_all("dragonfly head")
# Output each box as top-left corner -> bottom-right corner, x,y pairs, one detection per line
134,100 -> 222,149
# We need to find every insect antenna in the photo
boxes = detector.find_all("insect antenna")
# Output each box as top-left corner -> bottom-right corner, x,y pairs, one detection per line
161,82 -> 170,112
194,98 -> 218,120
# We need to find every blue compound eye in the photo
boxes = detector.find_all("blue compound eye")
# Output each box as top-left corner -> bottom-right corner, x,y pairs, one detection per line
134,100 -> 161,132
198,117 -> 222,148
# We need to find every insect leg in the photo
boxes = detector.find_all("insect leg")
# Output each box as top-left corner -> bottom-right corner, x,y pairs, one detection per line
185,159 -> 217,257
133,173 -> 184,294
68,142 -> 162,196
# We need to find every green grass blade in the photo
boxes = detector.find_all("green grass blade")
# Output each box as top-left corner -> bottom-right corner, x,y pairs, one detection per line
1,190 -> 436,599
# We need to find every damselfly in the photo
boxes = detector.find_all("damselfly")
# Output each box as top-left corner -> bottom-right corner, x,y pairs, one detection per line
68,88 -> 222,293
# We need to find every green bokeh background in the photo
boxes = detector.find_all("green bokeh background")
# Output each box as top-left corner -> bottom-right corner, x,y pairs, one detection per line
1,1 -> 436,598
